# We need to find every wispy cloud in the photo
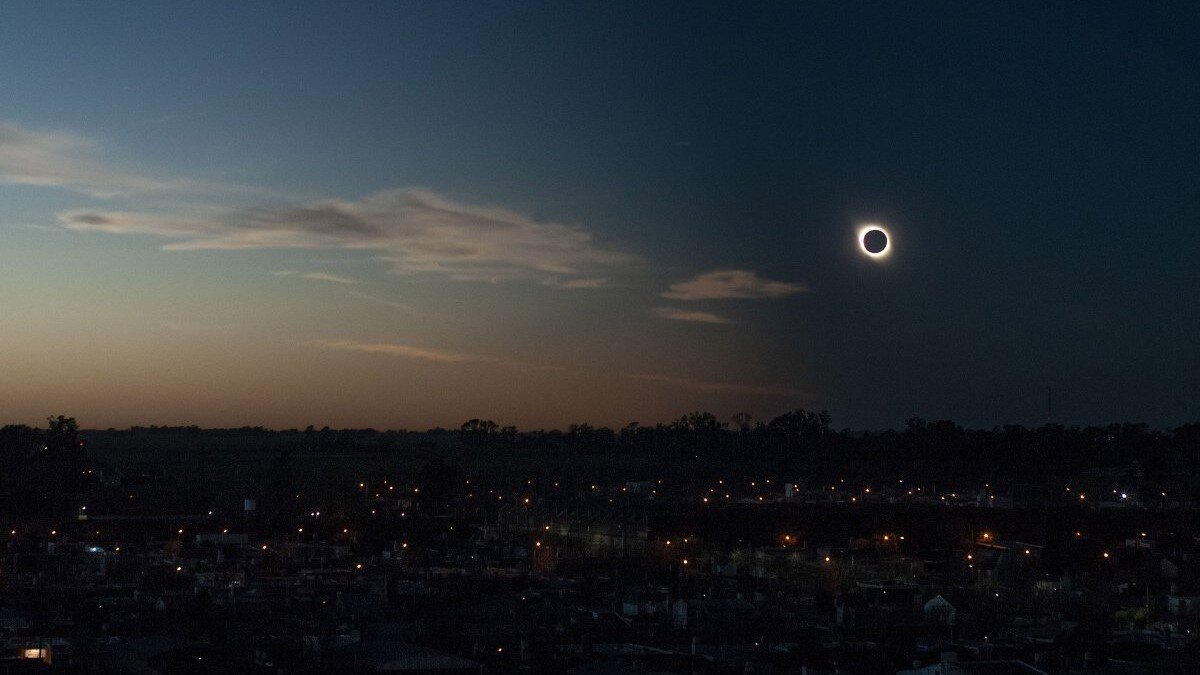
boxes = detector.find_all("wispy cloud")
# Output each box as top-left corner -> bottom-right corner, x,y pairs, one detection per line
61,189 -> 630,287
315,339 -> 570,376
59,210 -> 222,236
19,119 -> 627,290
347,292 -> 413,311
319,341 -> 794,402
662,269 -> 806,301
274,270 -> 357,284
159,320 -> 241,334
316,339 -> 485,364
542,277 -> 609,289
651,307 -> 730,324
0,121 -> 183,198
629,373 -> 802,398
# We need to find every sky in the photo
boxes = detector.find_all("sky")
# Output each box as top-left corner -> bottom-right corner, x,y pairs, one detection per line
0,2 -> 1197,431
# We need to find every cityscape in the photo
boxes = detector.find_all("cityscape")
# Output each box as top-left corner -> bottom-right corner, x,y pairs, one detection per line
0,417 -> 1197,672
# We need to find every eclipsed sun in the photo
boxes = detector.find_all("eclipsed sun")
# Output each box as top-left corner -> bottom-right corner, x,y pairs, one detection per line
859,226 -> 891,258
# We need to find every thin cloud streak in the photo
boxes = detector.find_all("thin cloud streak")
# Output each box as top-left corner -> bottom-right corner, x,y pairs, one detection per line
542,277 -> 609,289
651,307 -> 730,324
315,339 -> 575,381
316,339 -> 485,364
662,269 -> 807,301
347,292 -> 413,311
319,340 -> 797,400
60,210 -> 224,237
629,373 -> 803,398
275,270 -> 357,284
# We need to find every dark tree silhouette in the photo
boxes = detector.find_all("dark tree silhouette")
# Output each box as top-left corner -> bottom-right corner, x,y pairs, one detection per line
46,415 -> 80,454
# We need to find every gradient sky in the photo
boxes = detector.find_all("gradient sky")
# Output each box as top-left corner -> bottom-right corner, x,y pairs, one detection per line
1,2 -> 1197,430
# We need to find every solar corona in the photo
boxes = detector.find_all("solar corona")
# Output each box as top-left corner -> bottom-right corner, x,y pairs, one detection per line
859,225 -> 891,258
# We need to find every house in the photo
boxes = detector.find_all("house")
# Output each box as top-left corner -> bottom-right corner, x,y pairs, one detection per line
924,595 -> 957,625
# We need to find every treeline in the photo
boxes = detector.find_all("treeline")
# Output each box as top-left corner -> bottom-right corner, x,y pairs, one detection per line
0,415 -> 84,456
0,416 -> 91,517
457,412 -> 1200,484
7,412 -> 1200,488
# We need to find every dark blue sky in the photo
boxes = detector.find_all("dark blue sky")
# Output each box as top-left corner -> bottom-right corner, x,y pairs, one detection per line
0,2 -> 1196,429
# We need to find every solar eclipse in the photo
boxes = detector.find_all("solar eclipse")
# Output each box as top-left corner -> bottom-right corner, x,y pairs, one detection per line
859,225 -> 890,258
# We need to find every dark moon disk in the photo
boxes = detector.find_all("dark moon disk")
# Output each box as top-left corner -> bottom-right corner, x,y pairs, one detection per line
863,229 -> 888,254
